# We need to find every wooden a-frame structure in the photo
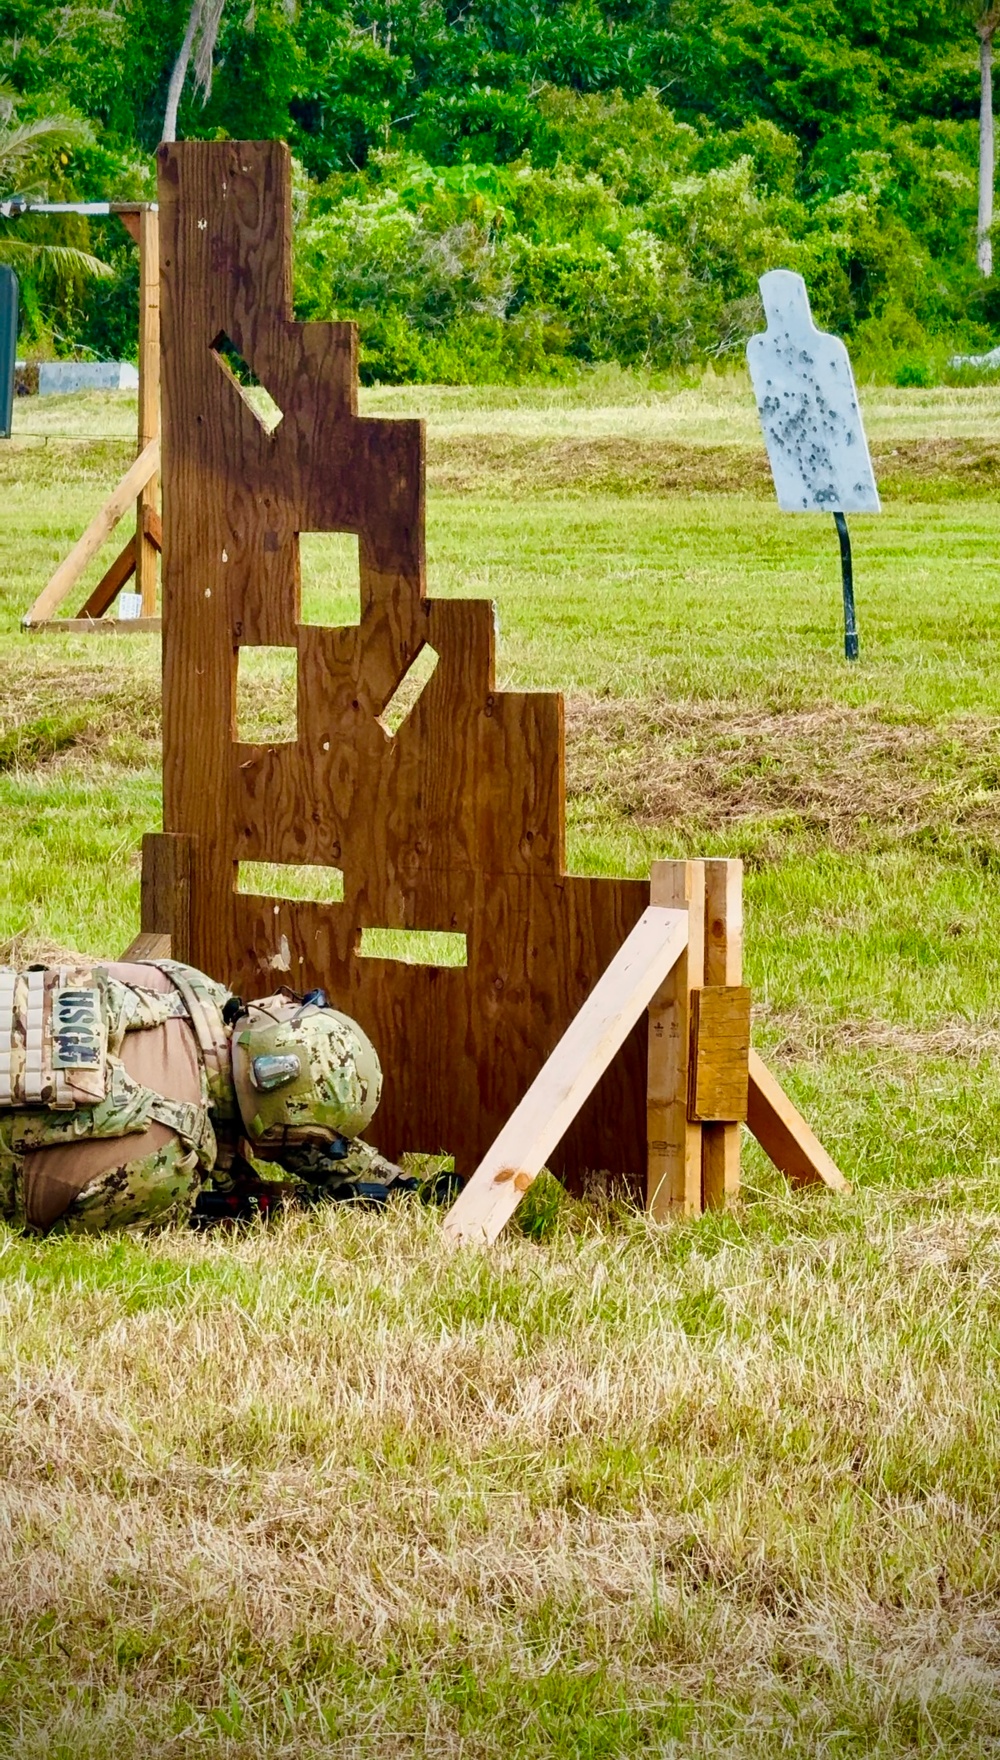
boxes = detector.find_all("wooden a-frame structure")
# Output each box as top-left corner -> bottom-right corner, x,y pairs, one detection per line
22,203 -> 161,633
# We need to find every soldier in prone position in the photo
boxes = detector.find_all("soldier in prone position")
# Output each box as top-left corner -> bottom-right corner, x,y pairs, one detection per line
0,957 -> 414,1234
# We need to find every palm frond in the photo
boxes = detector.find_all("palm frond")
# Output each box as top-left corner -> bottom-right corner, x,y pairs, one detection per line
0,238 -> 113,278
0,114 -> 95,189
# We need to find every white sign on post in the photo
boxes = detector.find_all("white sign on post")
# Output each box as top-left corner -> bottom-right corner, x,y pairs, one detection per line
746,270 -> 879,660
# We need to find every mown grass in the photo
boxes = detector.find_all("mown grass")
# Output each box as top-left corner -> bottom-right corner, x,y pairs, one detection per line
2,375 -> 1000,1755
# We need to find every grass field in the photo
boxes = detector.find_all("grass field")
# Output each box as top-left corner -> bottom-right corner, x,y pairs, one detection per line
2,373 -> 1000,1756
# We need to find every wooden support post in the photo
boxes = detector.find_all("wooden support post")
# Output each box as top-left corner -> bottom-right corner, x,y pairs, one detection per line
135,204 -> 160,615
701,858 -> 744,1209
120,830 -> 194,964
647,859 -> 705,1218
443,906 -> 690,1246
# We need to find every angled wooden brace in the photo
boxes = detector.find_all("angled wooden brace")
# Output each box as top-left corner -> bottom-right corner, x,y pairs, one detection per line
443,905 -> 690,1246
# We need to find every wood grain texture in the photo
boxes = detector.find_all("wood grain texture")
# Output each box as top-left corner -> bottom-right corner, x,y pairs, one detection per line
136,203 -> 160,614
701,857 -> 743,1208
120,930 -> 171,961
443,907 -> 688,1244
647,859 -> 705,1217
140,832 -> 192,963
688,986 -> 751,1121
26,617 -> 162,635
747,1049 -> 850,1192
153,140 -> 652,1190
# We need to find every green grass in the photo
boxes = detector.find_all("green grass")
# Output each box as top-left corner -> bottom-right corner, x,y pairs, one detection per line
2,375 -> 1000,1756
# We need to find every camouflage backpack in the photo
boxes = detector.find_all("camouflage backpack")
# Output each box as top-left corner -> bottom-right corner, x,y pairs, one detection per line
0,959 -> 233,1233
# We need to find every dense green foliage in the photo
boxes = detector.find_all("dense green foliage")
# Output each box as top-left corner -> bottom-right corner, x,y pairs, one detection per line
0,1 -> 996,380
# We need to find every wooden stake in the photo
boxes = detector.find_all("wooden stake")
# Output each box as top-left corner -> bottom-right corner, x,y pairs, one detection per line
701,858 -> 743,1208
647,859 -> 705,1218
135,204 -> 160,615
443,906 -> 689,1246
139,831 -> 193,963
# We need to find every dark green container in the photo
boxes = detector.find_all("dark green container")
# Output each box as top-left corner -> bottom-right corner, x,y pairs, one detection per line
0,267 -> 18,439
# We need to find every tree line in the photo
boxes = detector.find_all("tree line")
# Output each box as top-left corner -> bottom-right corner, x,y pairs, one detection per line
0,0 -> 997,383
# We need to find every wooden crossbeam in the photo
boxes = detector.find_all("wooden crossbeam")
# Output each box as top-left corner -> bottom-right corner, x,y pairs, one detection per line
25,617 -> 161,635
119,931 -> 171,961
75,509 -> 162,622
443,905 -> 690,1245
647,860 -> 704,1217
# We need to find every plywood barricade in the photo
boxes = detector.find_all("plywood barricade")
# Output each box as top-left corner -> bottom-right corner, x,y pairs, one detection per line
141,139 -> 651,1191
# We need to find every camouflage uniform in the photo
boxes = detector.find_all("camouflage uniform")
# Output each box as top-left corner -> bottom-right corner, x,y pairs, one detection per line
0,959 -> 394,1236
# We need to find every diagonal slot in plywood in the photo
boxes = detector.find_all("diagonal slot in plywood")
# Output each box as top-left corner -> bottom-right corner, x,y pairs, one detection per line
211,332 -> 284,435
378,644 -> 439,737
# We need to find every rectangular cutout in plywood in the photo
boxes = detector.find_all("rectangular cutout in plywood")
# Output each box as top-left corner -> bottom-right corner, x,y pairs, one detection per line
235,646 -> 298,744
300,532 -> 361,627
358,928 -> 467,967
237,862 -> 344,903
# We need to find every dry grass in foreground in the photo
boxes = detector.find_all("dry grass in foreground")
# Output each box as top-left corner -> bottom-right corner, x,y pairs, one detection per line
1,1184 -> 999,1759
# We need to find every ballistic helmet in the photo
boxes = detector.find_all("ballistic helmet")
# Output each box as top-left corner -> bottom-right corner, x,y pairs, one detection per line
230,990 -> 382,1150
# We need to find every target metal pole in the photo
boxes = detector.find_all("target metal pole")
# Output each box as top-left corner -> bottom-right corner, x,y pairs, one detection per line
833,511 -> 859,661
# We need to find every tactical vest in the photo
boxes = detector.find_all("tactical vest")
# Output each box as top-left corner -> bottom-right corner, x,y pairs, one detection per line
0,959 -> 236,1233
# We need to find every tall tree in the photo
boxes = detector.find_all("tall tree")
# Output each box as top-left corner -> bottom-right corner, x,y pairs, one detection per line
976,3 -> 1000,276
162,0 -> 228,144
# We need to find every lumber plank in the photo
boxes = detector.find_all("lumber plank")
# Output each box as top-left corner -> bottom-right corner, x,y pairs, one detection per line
443,906 -> 689,1245
25,617 -> 161,634
22,437 -> 160,626
647,860 -> 705,1217
747,1048 -> 850,1192
136,203 -> 160,615
119,931 -> 171,961
701,858 -> 743,1208
140,831 -> 193,963
78,535 -> 136,618
689,986 -> 751,1121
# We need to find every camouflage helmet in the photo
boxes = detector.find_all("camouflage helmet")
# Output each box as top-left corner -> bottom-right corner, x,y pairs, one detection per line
230,991 -> 382,1150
